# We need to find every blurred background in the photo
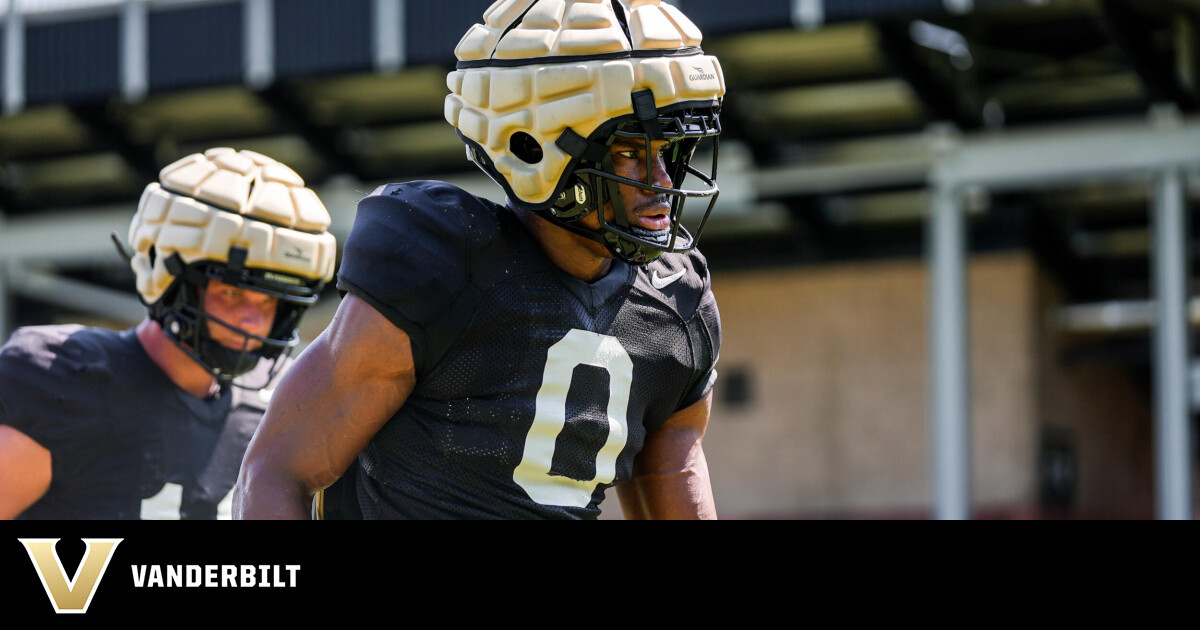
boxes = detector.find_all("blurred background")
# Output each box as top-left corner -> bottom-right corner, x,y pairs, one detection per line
1,0 -> 1198,519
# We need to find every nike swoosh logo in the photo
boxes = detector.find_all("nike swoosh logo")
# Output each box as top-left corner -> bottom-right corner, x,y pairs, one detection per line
651,269 -> 686,290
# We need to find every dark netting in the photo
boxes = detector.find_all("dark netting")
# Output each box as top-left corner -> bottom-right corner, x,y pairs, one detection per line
337,183 -> 719,520
360,268 -> 705,520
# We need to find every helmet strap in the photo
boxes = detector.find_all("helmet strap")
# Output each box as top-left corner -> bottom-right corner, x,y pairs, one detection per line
151,256 -> 305,388
223,246 -> 248,285
631,90 -> 664,140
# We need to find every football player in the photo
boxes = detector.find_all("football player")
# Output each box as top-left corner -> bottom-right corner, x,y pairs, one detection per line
235,0 -> 724,519
0,149 -> 336,519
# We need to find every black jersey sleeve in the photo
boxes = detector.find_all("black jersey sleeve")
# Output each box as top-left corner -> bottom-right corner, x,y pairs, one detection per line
677,251 -> 722,413
679,282 -> 721,412
0,326 -> 109,483
336,181 -> 479,373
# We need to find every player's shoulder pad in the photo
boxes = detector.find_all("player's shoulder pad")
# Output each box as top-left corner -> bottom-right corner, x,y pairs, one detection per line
364,180 -> 501,225
350,180 -> 506,262
339,180 -> 507,339
636,249 -> 712,319
0,325 -> 129,424
1,324 -> 109,376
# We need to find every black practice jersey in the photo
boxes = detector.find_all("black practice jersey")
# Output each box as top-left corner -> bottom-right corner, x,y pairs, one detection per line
336,180 -> 721,519
0,325 -> 274,520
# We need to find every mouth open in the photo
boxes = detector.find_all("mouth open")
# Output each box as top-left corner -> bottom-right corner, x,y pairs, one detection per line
631,212 -> 670,229
630,196 -> 672,232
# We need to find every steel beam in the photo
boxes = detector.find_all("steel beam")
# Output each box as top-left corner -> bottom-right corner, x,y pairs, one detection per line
244,0 -> 274,89
792,0 -> 824,29
929,111 -> 1200,521
928,183 -> 971,520
3,0 -> 24,114
374,0 -> 404,72
0,208 -> 132,266
7,266 -> 144,326
1152,168 -> 1193,520
121,0 -> 147,102
933,119 -> 1200,190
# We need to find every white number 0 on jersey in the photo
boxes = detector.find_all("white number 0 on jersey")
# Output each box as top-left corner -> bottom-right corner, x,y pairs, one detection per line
513,329 -> 633,508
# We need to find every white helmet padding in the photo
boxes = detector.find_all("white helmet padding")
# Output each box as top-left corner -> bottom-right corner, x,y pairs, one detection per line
124,148 -> 337,387
445,0 -> 725,264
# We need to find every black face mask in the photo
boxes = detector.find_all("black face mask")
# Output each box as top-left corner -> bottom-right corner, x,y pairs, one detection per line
542,95 -> 723,265
152,255 -> 322,391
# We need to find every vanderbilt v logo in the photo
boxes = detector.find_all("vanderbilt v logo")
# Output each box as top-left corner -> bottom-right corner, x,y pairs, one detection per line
19,538 -> 123,614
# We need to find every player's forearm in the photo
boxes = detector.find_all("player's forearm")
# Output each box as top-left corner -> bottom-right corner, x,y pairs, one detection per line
234,409 -> 359,520
232,325 -> 362,518
232,396 -> 357,519
231,357 -> 340,520
620,452 -> 717,520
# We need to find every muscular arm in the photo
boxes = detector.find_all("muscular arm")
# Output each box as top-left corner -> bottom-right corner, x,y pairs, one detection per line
233,294 -> 416,519
0,424 -> 52,519
616,392 -> 716,520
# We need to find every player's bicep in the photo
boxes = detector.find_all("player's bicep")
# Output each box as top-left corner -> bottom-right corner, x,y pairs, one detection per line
618,392 -> 716,520
239,294 -> 415,499
638,391 -> 712,473
0,424 -> 51,519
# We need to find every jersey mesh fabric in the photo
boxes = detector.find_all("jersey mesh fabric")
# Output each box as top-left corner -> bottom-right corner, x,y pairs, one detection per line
338,181 -> 720,519
0,325 -> 272,519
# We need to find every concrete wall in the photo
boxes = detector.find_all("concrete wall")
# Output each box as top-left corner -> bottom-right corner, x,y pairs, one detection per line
698,253 -> 1041,518
601,251 -> 1159,520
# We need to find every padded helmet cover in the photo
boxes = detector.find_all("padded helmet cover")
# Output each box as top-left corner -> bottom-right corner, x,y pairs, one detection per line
445,0 -> 726,210
125,148 -> 337,385
129,148 -> 336,304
